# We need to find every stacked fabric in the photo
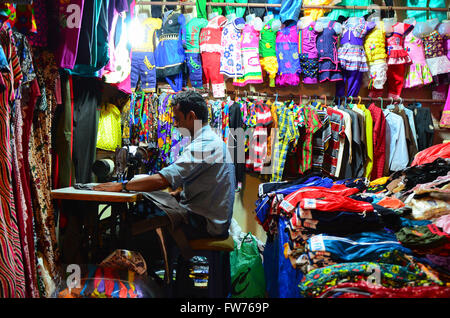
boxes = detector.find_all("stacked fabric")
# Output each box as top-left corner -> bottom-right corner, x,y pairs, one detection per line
256,156 -> 450,298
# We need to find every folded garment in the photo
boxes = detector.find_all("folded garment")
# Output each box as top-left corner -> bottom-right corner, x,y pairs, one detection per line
377,197 -> 405,209
258,173 -> 326,197
399,217 -> 431,228
318,281 -> 450,298
426,254 -> 450,272
306,231 -> 412,263
333,177 -> 368,191
435,214 -> 450,234
299,261 -> 440,298
408,197 -> 450,220
388,158 -> 450,194
280,185 -> 368,214
289,204 -> 401,236
396,224 -> 450,250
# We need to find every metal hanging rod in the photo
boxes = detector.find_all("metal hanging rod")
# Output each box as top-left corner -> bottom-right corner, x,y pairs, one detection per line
225,90 -> 446,104
136,1 -> 450,12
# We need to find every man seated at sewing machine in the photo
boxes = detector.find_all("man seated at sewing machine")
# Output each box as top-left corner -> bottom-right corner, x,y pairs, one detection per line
93,90 -> 236,240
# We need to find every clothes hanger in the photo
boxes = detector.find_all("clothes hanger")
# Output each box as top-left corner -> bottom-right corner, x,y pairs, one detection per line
357,96 -> 362,105
378,97 -> 384,109
398,97 -> 404,109
321,94 -> 327,107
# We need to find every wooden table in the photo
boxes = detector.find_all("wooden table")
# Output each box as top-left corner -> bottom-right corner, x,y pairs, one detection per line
51,186 -> 172,283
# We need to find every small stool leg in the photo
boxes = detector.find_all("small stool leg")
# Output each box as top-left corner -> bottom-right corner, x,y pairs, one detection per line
155,227 -> 170,285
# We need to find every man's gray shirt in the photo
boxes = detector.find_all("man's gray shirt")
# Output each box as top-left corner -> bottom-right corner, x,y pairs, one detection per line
159,125 -> 235,236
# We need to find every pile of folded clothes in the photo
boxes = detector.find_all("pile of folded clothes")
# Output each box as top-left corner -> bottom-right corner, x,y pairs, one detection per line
255,157 -> 450,298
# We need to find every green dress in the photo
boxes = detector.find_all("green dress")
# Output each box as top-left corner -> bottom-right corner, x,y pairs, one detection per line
326,0 -> 373,21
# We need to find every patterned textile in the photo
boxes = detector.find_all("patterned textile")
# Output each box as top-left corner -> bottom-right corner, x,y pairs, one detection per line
299,261 -> 441,298
298,106 -> 322,174
271,103 -> 300,181
386,23 -> 413,65
338,17 -> 375,72
311,103 -> 330,173
29,48 -> 61,297
12,29 -> 40,298
0,23 -> 26,298
322,108 -> 344,177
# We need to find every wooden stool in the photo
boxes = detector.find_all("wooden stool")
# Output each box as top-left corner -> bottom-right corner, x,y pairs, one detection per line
174,236 -> 235,298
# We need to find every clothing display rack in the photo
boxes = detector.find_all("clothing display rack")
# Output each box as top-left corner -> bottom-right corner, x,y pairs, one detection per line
136,1 -> 450,12
225,90 -> 447,105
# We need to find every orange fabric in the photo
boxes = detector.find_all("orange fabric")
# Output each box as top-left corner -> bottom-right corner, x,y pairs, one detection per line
377,197 -> 405,209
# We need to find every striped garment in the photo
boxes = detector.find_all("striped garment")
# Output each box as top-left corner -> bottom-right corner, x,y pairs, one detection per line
0,23 -> 26,297
323,108 -> 345,177
298,106 -> 322,174
271,103 -> 300,182
311,102 -> 331,172
247,102 -> 273,172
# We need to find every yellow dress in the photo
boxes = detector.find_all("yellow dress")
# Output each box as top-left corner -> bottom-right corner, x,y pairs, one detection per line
357,104 -> 374,180
364,21 -> 387,64
302,0 -> 342,21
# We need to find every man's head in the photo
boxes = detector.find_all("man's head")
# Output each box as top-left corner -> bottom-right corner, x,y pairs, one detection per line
172,90 -> 208,137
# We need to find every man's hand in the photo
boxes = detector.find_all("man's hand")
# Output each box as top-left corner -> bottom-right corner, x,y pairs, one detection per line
169,188 -> 182,202
93,182 -> 122,192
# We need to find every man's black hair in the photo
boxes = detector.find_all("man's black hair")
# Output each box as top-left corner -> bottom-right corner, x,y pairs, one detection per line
172,90 -> 209,123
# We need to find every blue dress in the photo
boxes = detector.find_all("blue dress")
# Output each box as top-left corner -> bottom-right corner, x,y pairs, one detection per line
155,10 -> 186,90
316,21 -> 343,83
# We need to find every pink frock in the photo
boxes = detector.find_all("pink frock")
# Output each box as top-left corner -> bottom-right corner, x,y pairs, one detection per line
404,29 -> 433,88
233,23 -> 264,86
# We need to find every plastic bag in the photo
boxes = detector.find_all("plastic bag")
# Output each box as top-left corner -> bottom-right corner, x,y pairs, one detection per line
230,232 -> 266,298
96,103 -> 122,151
411,142 -> 450,167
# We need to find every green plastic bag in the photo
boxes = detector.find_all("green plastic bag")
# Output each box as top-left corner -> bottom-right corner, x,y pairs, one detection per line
230,233 -> 266,298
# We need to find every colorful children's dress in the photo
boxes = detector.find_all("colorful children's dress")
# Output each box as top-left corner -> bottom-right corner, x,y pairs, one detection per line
154,11 -> 186,92
299,22 -> 319,84
385,22 -> 413,97
275,25 -> 301,86
439,85 -> 450,128
317,20 -> 342,83
131,18 -> 162,92
404,25 -> 433,88
364,20 -> 387,93
336,17 -> 375,97
185,17 -> 208,88
259,18 -> 279,87
302,0 -> 335,21
220,17 -> 245,78
233,23 -> 264,86
199,15 -> 228,97
422,30 -> 450,78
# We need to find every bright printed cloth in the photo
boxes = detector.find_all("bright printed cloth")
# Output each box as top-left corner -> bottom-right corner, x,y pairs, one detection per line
271,103 -> 300,181
298,106 -> 322,174
299,261 -> 441,298
338,17 -> 375,72
386,23 -> 413,65
233,23 -> 264,86
220,17 -> 245,78
322,108 -> 345,177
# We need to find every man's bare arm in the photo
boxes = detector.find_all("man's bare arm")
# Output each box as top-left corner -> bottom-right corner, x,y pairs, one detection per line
92,173 -> 170,193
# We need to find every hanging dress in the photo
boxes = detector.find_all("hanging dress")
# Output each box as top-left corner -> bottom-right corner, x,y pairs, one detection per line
155,10 -> 186,91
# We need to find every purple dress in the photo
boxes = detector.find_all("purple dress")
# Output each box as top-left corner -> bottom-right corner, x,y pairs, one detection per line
275,25 -> 300,86
338,17 -> 375,72
299,22 -> 319,84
